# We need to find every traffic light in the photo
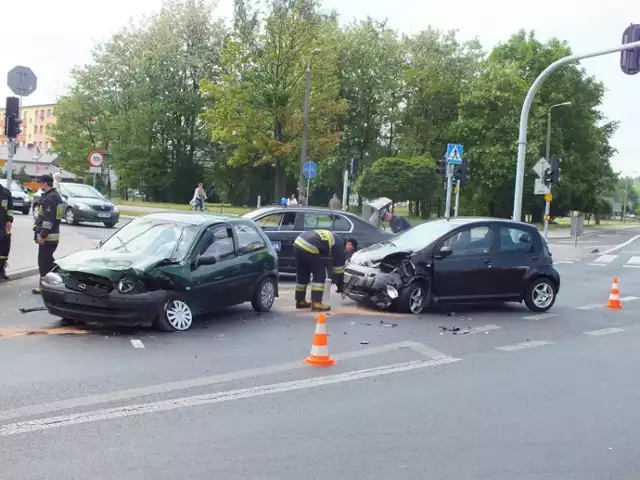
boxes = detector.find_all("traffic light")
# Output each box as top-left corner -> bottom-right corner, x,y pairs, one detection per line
455,159 -> 469,187
3,97 -> 21,139
549,155 -> 560,185
435,156 -> 446,177
621,24 -> 640,75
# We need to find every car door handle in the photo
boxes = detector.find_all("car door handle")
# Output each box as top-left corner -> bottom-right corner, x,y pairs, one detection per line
484,259 -> 491,264
531,256 -> 539,261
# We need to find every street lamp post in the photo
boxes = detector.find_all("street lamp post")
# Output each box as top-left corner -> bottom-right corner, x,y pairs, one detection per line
543,101 -> 571,238
298,49 -> 321,197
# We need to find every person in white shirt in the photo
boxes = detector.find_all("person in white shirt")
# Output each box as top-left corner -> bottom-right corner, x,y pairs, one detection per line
288,194 -> 298,206
191,183 -> 207,211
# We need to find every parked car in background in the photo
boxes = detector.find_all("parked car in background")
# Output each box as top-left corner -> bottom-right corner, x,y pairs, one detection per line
40,213 -> 279,332
34,183 -> 120,228
0,179 -> 31,215
343,217 -> 560,314
241,206 -> 393,274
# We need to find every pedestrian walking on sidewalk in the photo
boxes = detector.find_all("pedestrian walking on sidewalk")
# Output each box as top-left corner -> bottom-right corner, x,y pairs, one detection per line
32,174 -> 63,295
0,181 -> 13,280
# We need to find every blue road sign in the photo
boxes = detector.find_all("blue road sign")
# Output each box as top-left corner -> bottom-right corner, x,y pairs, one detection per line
303,161 -> 317,179
446,144 -> 463,165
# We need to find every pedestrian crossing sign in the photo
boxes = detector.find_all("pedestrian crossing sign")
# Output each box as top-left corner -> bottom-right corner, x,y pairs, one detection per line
446,143 -> 463,165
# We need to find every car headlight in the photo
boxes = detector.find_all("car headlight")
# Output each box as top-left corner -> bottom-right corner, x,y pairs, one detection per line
76,203 -> 92,211
42,272 -> 63,286
112,206 -> 119,213
118,278 -> 136,294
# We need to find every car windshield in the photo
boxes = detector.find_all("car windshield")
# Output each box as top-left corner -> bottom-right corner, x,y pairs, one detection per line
387,220 -> 459,250
100,218 -> 200,260
241,208 -> 278,220
0,180 -> 24,192
64,184 -> 105,199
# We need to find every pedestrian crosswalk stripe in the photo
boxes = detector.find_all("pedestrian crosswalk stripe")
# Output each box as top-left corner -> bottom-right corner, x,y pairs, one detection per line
594,254 -> 617,263
627,256 -> 640,265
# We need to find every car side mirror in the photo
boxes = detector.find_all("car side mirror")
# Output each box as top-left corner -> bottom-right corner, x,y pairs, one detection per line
195,254 -> 217,269
435,245 -> 453,259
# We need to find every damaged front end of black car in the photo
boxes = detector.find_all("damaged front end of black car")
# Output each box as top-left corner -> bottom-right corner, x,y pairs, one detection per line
343,245 -> 432,314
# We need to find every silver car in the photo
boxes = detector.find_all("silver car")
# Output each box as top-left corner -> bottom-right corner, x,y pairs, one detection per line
0,179 -> 32,215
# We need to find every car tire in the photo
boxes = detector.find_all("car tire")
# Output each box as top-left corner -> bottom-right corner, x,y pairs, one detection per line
396,280 -> 431,314
154,293 -> 194,332
251,276 -> 277,312
65,208 -> 78,225
22,208 -> 30,215
104,222 -> 115,228
524,277 -> 557,313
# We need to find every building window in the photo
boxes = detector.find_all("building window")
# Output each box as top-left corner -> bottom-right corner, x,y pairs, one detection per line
38,141 -> 43,147
39,125 -> 43,134
33,125 -> 37,134
45,141 -> 49,148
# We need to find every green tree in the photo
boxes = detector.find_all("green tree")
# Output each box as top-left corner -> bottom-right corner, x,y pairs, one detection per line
201,0 -> 347,201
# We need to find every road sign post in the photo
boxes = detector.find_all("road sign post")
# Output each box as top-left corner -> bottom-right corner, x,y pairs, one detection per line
454,183 -> 461,217
512,39 -> 640,222
88,151 -> 104,188
444,143 -> 463,218
303,161 -> 317,202
7,66 -> 37,97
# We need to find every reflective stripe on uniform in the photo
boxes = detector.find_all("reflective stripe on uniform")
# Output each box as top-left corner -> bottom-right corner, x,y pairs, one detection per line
42,221 -> 53,229
44,234 -> 59,242
311,282 -> 324,291
294,237 -> 319,254
314,230 -> 335,249
6,212 -> 13,219
0,256 -> 7,260
295,284 -> 308,291
333,264 -> 345,274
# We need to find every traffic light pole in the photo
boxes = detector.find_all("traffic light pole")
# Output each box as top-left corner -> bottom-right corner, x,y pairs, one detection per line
6,139 -> 15,185
512,39 -> 640,222
454,183 -> 461,217
444,163 -> 453,219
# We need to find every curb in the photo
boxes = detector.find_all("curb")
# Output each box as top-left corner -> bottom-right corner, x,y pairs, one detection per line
3,267 -> 40,283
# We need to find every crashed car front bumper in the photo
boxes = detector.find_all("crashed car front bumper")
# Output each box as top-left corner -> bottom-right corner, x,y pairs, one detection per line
343,265 -> 401,307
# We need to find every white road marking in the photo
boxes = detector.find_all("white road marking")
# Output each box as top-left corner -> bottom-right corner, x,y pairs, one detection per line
558,240 -> 598,244
554,260 -> 574,264
0,357 -> 462,437
619,296 -> 640,302
583,328 -> 626,336
130,339 -> 145,349
623,265 -> 640,269
589,263 -> 608,267
576,303 -> 603,310
601,234 -> 640,254
496,340 -> 553,352
598,234 -> 620,238
522,313 -> 557,321
593,254 -> 618,264
467,324 -> 502,334
0,341 -> 444,422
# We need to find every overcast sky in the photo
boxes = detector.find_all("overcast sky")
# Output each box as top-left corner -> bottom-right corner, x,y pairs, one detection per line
2,0 -> 637,174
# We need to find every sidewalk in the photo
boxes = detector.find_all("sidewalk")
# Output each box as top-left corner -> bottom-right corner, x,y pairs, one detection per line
4,215 -> 97,280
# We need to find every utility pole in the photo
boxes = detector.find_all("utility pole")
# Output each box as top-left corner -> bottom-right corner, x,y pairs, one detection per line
512,39 -> 640,221
298,49 -> 321,197
543,102 -> 571,238
454,182 -> 460,217
444,163 -> 453,218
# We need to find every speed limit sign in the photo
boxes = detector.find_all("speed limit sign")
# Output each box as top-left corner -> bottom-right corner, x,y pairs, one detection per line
88,151 -> 104,167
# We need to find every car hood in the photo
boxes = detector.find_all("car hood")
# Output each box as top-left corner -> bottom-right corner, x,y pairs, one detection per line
11,191 -> 28,199
69,197 -> 113,207
56,249 -> 168,281
350,242 -> 412,265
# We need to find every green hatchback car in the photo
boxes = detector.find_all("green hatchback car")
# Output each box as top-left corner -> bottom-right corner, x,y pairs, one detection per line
40,213 -> 279,331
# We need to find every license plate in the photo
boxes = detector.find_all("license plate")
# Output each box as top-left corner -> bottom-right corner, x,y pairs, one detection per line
64,293 -> 108,308
272,241 -> 281,252
13,202 -> 23,207
97,212 -> 111,218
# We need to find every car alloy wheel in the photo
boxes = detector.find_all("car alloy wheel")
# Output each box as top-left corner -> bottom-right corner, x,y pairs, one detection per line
65,208 -> 76,225
165,300 -> 193,331
252,277 -> 277,312
532,282 -> 554,309
408,286 -> 426,314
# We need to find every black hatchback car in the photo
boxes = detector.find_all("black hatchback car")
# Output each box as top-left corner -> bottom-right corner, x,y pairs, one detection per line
241,206 -> 392,273
343,217 -> 560,314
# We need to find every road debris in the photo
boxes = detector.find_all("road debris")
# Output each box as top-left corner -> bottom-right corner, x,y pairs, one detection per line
360,341 -> 370,345
18,306 -> 47,314
380,321 -> 398,328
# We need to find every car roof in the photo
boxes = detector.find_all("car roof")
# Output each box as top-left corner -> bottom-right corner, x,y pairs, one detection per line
242,205 -> 363,220
139,212 -> 242,226
426,216 -> 538,230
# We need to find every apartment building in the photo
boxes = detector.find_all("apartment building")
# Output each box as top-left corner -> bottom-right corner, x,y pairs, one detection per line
0,103 -> 56,149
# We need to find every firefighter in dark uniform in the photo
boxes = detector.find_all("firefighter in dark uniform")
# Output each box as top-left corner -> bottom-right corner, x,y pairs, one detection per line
293,229 -> 357,311
32,174 -> 63,294
0,181 -> 13,280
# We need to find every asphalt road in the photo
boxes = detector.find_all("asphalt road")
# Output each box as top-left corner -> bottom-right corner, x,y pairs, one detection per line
3,230 -> 640,479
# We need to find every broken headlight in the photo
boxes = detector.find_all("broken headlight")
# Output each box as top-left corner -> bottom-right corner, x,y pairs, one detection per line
117,278 -> 138,294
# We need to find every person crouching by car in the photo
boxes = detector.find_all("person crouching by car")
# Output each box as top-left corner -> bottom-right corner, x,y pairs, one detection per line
32,174 -> 63,295
381,207 -> 411,234
293,229 -> 357,312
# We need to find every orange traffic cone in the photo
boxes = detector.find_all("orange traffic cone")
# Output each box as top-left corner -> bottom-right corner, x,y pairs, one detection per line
606,277 -> 623,309
303,313 -> 335,367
